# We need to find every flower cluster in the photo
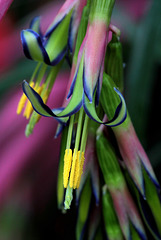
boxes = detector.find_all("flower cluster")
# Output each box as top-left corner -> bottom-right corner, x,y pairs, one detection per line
17,0 -> 161,239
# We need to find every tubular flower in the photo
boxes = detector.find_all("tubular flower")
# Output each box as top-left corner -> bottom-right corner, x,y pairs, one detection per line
21,0 -> 127,209
17,0 -> 86,136
100,72 -> 160,198
21,0 -> 83,65
22,71 -> 127,209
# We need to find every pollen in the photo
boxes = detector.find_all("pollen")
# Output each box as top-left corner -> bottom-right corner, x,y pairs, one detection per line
23,100 -> 33,119
68,150 -> 85,189
63,149 -> 72,188
76,151 -> 85,189
17,81 -> 34,115
69,149 -> 78,188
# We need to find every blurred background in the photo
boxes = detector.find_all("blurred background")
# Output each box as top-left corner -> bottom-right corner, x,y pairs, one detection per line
0,0 -> 161,239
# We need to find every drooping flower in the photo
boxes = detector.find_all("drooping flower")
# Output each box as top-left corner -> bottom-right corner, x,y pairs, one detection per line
21,0 -> 84,65
20,0 -> 127,210
17,0 -> 87,136
99,72 -> 160,198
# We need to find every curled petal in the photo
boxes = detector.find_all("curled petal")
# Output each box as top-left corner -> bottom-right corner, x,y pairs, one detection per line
45,0 -> 79,37
83,87 -> 127,127
22,81 -> 68,124
21,30 -> 50,64
29,16 -> 42,35
67,36 -> 86,98
22,80 -> 56,117
44,12 -> 72,65
67,67 -> 78,99
56,53 -> 84,117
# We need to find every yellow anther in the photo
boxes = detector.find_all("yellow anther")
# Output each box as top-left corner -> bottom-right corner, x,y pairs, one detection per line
17,81 -> 34,115
69,149 -> 78,188
17,81 -> 34,116
63,149 -> 72,188
23,83 -> 44,119
23,100 -> 33,119
76,152 -> 85,189
17,93 -> 27,115
73,152 -> 80,189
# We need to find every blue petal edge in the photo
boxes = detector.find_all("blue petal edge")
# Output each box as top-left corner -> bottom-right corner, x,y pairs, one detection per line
141,161 -> 160,190
83,88 -> 127,128
22,80 -> 56,117
55,123 -> 65,138
21,30 -> 51,65
51,46 -> 67,66
21,30 -> 32,60
67,69 -> 78,99
29,16 -> 42,35
83,66 -> 93,103
68,12 -> 74,53
45,15 -> 66,38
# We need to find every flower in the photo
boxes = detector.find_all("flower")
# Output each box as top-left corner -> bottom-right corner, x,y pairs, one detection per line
20,0 -> 127,210
14,0 -> 161,239
21,0 -> 86,66
17,0 -> 87,137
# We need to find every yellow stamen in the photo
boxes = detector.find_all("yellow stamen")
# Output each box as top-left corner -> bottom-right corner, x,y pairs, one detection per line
63,149 -> 72,188
76,152 -> 85,189
73,151 -> 80,189
17,82 -> 34,115
23,101 -> 33,119
17,93 -> 27,115
69,149 -> 78,188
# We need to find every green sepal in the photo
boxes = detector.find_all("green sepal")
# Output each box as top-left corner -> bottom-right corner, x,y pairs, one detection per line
96,133 -> 125,188
76,176 -> 92,240
57,127 -> 68,210
105,33 -> 124,92
102,186 -> 123,240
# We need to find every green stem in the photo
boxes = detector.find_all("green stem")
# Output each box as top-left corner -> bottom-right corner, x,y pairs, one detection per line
80,114 -> 89,153
36,63 -> 48,86
66,115 -> 75,149
74,108 -> 84,151
30,62 -> 41,83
